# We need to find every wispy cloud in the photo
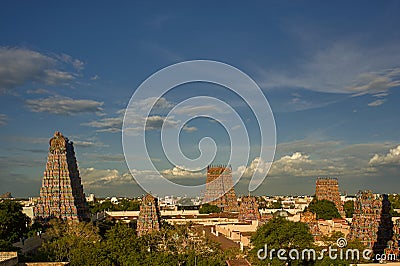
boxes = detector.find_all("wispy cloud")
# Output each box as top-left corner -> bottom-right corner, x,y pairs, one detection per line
25,96 -> 103,115
258,39 -> 400,106
0,114 -> 8,126
83,116 -> 123,133
73,140 -> 102,148
0,47 -> 83,93
26,88 -> 53,95
83,97 -> 199,134
368,99 -> 385,107
347,68 -> 400,96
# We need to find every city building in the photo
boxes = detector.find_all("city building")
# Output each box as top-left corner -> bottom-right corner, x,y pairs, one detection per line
238,196 -> 261,222
300,211 -> 322,240
348,190 -> 393,253
34,131 -> 89,221
137,194 -> 162,236
315,177 -> 345,217
203,165 -> 238,212
86,193 -> 96,203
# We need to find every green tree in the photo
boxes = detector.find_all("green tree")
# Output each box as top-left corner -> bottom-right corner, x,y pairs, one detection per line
0,200 -> 30,251
40,219 -> 102,263
314,231 -> 369,265
344,200 -> 354,218
265,198 -> 283,209
89,199 -> 141,214
88,199 -> 114,214
199,203 -> 221,214
116,198 -> 140,211
249,217 -> 314,265
307,199 -> 341,220
389,194 -> 400,217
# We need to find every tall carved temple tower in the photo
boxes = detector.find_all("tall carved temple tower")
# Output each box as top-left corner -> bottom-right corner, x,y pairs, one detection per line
348,191 -> 393,253
203,165 -> 238,212
35,132 -> 89,221
315,177 -> 345,217
137,194 -> 162,236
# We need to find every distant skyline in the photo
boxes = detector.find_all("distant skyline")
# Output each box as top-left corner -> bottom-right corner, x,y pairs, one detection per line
1,1 -> 400,197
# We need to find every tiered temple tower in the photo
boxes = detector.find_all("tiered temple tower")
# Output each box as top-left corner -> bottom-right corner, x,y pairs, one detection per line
203,165 -> 238,212
137,194 -> 162,236
384,219 -> 400,261
348,191 -> 393,253
315,177 -> 345,217
35,132 -> 89,221
238,196 -> 261,222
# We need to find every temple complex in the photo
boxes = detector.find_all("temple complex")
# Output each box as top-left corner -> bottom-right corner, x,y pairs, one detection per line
238,196 -> 261,222
348,191 -> 393,253
137,194 -> 162,236
34,131 -> 89,221
315,177 -> 345,217
384,219 -> 400,261
203,165 -> 238,212
300,211 -> 321,241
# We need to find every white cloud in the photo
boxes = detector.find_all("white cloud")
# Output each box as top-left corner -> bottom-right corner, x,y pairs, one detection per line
369,145 -> 400,166
72,140 -> 101,148
80,167 -> 134,188
26,96 -> 103,115
367,99 -> 385,107
133,97 -> 174,112
84,97 -> 181,133
236,152 -> 347,179
269,152 -> 315,177
90,75 -> 99,80
161,166 -> 203,179
26,88 -> 52,95
347,68 -> 400,96
259,39 -> 400,104
0,47 -> 82,93
55,53 -> 84,71
0,114 -> 8,126
234,157 -> 272,180
145,115 -> 180,130
183,126 -> 197,132
83,117 -> 123,132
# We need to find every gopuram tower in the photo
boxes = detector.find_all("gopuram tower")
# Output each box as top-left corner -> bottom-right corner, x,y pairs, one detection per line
315,177 -> 345,217
238,196 -> 261,222
203,165 -> 238,212
35,131 -> 89,221
137,194 -> 162,236
348,191 -> 393,253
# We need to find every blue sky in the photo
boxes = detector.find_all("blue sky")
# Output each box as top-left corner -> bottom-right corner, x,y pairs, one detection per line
1,1 -> 400,197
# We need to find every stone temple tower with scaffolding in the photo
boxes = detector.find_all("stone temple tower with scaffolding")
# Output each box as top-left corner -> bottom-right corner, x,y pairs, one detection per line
203,165 -> 238,212
315,177 -> 345,217
35,131 -> 89,221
